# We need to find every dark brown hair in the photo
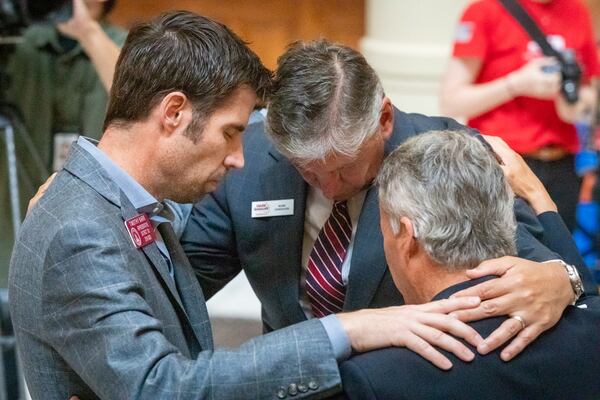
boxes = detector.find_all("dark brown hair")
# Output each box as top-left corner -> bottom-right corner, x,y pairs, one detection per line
104,10 -> 271,140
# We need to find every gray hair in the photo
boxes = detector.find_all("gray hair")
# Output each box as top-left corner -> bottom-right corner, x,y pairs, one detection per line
266,40 -> 384,161
377,131 -> 517,270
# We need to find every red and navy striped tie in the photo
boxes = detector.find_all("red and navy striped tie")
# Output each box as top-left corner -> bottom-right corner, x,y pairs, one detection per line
306,201 -> 352,317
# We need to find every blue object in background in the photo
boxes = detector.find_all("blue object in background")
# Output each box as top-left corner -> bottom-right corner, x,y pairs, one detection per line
573,202 -> 600,284
574,120 -> 599,175
573,120 -> 600,283
575,151 -> 599,176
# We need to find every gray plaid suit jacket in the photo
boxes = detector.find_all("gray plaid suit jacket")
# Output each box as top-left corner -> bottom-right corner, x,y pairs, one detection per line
9,143 -> 340,400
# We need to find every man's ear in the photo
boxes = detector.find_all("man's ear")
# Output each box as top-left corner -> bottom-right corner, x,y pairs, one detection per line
399,216 -> 419,256
379,96 -> 394,141
158,91 -> 188,135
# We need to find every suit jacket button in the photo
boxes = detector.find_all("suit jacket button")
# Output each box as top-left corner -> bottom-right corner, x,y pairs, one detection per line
276,387 -> 287,399
308,379 -> 319,390
288,383 -> 298,396
298,383 -> 308,393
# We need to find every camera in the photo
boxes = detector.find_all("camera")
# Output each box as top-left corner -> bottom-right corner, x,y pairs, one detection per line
560,49 -> 582,104
541,49 -> 582,104
0,0 -> 72,36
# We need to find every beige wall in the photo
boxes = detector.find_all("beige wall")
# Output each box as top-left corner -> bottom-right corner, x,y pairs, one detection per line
361,0 -> 471,115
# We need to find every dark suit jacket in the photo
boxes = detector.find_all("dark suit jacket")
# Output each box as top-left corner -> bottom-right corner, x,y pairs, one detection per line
536,211 -> 588,268
181,108 -> 594,332
340,277 -> 600,400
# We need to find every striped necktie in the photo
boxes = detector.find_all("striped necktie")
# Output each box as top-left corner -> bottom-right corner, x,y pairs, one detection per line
306,201 -> 352,317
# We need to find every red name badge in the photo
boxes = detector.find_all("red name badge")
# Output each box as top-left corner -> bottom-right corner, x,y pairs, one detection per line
124,213 -> 156,249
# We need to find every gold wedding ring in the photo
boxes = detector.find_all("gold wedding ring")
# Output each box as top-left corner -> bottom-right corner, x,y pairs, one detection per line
511,315 -> 526,330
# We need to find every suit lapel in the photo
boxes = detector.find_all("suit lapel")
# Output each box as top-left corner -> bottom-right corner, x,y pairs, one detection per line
119,192 -> 187,314
344,185 -> 388,311
66,142 -> 209,352
261,152 -> 308,325
343,111 -> 407,311
171,251 -> 214,351
63,143 -> 121,208
121,194 -> 211,353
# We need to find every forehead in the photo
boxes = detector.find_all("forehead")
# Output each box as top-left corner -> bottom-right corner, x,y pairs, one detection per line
206,86 -> 258,122
292,133 -> 382,173
293,152 -> 356,173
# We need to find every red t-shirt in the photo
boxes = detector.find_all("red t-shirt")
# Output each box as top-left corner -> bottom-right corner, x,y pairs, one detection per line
452,0 -> 600,154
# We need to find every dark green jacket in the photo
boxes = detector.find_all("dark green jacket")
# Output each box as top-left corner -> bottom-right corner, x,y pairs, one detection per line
0,23 -> 127,285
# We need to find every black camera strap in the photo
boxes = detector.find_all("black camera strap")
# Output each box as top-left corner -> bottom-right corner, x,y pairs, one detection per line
498,0 -> 566,64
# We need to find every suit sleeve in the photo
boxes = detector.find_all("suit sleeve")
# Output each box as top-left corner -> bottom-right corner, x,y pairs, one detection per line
536,211 -> 597,294
41,221 -> 341,399
513,198 -> 559,261
513,199 -> 596,293
180,179 -> 242,299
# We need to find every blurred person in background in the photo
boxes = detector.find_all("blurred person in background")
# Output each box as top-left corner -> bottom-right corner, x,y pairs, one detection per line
440,0 -> 600,232
0,0 -> 125,285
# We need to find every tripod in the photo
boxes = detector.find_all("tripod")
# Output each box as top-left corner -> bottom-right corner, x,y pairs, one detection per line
0,37 -> 22,239
0,108 -> 20,237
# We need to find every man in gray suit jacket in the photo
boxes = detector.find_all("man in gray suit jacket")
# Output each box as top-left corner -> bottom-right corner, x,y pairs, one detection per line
181,39 -> 595,364
9,12 -> 484,400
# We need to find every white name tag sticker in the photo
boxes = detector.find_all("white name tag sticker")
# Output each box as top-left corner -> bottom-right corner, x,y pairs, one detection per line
251,199 -> 294,218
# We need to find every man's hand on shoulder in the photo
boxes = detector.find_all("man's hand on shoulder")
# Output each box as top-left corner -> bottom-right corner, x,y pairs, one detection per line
28,172 -> 56,214
337,297 -> 483,370
449,256 -> 573,361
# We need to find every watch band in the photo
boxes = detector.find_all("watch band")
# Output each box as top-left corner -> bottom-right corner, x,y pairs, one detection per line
554,260 -> 584,305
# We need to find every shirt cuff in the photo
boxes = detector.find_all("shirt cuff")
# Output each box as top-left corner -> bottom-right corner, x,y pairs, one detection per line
542,259 -> 563,264
319,314 -> 352,362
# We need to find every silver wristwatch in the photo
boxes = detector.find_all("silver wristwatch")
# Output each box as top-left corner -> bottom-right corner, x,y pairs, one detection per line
556,260 -> 584,305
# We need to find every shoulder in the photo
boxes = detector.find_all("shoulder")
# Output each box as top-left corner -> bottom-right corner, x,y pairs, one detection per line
572,294 -> 600,317
38,170 -> 115,217
340,347 -> 442,400
394,110 -> 470,136
225,120 -> 278,180
461,0 -> 499,18
22,171 -> 121,253
242,120 -> 275,156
